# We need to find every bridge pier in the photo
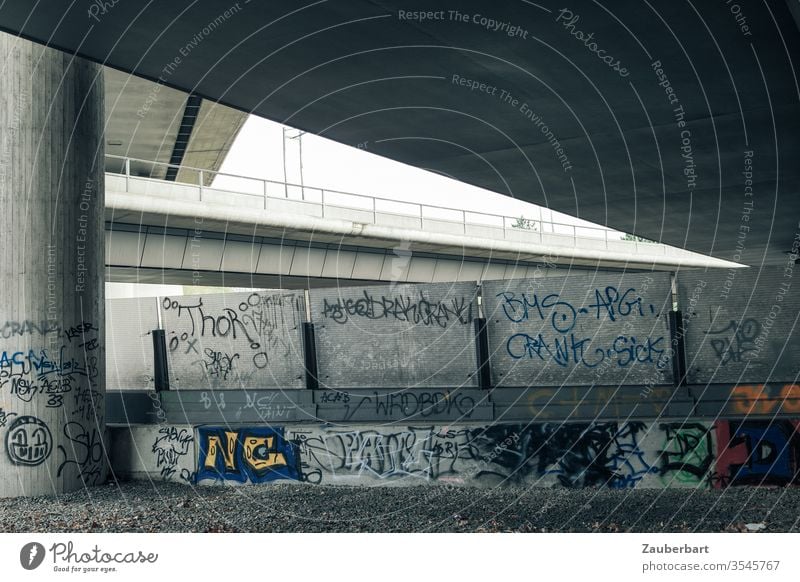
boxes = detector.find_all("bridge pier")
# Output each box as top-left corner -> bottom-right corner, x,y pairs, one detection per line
0,33 -> 106,497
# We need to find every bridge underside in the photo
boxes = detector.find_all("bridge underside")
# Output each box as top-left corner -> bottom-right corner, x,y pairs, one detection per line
2,0 -> 798,265
104,222 -> 651,290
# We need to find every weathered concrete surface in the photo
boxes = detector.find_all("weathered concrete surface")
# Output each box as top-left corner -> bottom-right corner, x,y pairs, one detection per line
160,290 -> 306,389
106,297 -> 159,390
0,33 -> 106,497
110,425 -> 194,484
483,273 -> 674,387
678,266 -> 800,383
311,282 -> 479,389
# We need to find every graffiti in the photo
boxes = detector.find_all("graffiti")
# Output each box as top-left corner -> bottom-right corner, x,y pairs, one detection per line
496,287 -> 653,329
252,352 -> 269,369
201,348 -> 239,380
658,423 -> 714,484
506,332 -> 666,369
0,319 -> 103,484
2,357 -> 102,419
0,346 -> 99,381
731,384 -> 800,415
291,427 -> 476,482
312,283 -> 480,389
321,290 -> 473,327
120,419 -> 800,489
289,423 -> 658,488
236,292 -> 302,348
62,322 -> 99,342
0,319 -> 60,339
164,293 -> 301,353
170,332 -> 200,355
152,427 -> 193,481
163,292 -> 303,387
196,426 -> 300,483
704,318 -> 760,365
149,391 -> 168,424
79,337 -> 100,351
468,422 -> 658,488
236,391 -> 298,420
72,386 -> 104,422
5,415 -> 52,466
492,284 -> 668,376
326,390 -> 479,421
482,431 -> 520,463
200,391 -> 226,410
0,321 -> 101,420
714,421 -> 800,487
6,375 -> 74,405
56,422 -> 104,485
601,423 -> 660,488
319,391 -> 351,404
0,407 -> 16,428
165,297 -> 258,348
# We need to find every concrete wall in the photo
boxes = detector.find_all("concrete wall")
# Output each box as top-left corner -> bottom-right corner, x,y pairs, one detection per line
160,290 -> 306,389
482,273 -> 674,387
310,282 -> 479,388
110,425 -> 195,483
103,269 -> 800,392
678,266 -> 800,383
110,418 -> 800,489
101,272 -> 800,493
106,297 -> 159,390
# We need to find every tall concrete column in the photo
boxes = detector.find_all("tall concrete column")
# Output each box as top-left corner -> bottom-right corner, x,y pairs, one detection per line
0,33 -> 105,497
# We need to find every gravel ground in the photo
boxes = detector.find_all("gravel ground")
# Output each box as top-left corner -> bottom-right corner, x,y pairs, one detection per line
1,480 -> 799,533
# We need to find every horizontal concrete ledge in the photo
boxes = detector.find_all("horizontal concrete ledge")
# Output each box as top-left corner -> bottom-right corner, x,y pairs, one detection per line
106,383 -> 800,426
106,191 -> 743,270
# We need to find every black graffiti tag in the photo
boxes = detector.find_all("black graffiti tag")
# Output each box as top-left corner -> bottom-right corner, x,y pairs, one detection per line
56,422 -> 104,485
5,415 -> 52,466
704,319 -> 760,365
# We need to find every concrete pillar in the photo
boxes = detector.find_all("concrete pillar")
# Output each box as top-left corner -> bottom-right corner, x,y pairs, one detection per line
0,33 -> 105,497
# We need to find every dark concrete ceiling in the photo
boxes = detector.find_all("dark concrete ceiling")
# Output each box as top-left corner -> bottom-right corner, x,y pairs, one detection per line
2,1 -> 798,266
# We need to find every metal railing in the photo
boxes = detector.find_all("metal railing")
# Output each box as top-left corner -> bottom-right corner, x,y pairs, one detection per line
105,154 -> 669,252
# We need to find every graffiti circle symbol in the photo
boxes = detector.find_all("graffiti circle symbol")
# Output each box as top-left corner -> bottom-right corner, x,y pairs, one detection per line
19,542 -> 46,570
5,416 -> 52,466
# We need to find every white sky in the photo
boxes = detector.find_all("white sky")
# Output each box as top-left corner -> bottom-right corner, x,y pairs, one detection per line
214,115 -> 624,236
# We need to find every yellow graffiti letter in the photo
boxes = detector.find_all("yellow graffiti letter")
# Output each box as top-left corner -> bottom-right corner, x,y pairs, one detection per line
204,431 -> 238,470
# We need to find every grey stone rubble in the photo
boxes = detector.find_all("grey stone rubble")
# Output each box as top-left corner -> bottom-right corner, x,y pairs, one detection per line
0,481 -> 797,533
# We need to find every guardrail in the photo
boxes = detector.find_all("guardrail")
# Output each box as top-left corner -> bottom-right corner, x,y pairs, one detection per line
105,154 -> 666,252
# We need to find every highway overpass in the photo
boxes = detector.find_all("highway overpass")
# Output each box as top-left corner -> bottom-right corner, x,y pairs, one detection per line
105,155 -> 737,288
